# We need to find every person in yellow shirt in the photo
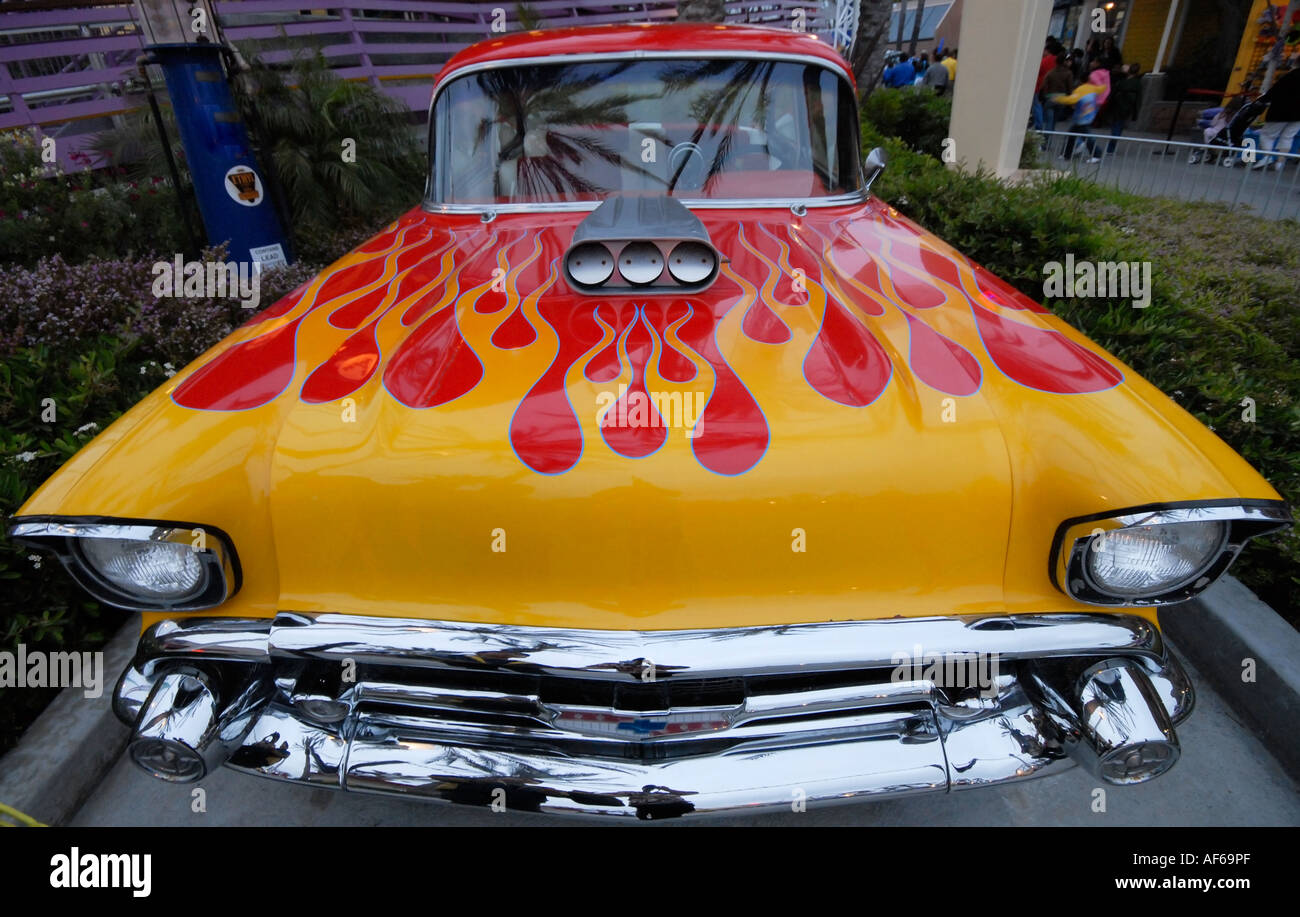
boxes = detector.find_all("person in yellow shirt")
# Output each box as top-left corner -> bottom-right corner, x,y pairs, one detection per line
1048,69 -> 1109,161
941,49 -> 957,83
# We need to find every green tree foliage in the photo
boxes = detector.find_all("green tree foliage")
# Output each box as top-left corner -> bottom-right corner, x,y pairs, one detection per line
229,51 -> 424,234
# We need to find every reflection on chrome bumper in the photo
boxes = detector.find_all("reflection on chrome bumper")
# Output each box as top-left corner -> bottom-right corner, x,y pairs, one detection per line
114,612 -> 1193,819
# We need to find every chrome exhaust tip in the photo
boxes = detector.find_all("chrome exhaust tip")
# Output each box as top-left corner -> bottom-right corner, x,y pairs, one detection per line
128,668 -> 271,783
130,671 -> 221,782
1027,658 -> 1180,785
1078,660 -> 1180,784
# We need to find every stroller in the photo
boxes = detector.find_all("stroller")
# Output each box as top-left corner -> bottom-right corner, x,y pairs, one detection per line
1189,97 -> 1268,165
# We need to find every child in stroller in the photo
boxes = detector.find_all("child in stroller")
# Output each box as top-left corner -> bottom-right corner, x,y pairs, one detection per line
1190,96 -> 1268,165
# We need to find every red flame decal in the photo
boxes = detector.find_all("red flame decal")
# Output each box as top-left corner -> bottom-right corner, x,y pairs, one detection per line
328,228 -> 441,329
880,237 -> 947,309
728,224 -> 792,344
492,301 -> 538,349
782,226 -> 892,408
972,264 -> 1051,313
904,312 -> 981,397
803,295 -> 892,407
674,294 -> 768,476
644,301 -> 697,383
244,280 -> 310,328
301,320 -> 381,404
510,295 -> 604,474
172,207 -> 1133,474
173,315 -> 302,411
970,300 -> 1121,393
599,307 -> 669,458
585,302 -> 637,383
383,302 -> 483,408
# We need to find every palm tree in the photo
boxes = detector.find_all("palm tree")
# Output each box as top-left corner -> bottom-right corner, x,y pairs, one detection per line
852,1 -> 895,95
908,0 -> 927,57
93,49 -> 425,237
229,50 -> 424,231
89,99 -> 186,184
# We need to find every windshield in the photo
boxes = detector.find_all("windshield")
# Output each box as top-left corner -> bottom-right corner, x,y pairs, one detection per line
429,57 -> 862,205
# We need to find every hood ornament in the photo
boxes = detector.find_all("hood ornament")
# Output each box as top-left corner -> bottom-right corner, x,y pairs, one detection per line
564,195 -> 720,295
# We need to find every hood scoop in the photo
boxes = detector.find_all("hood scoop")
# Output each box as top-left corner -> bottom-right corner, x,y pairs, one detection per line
563,195 -> 720,295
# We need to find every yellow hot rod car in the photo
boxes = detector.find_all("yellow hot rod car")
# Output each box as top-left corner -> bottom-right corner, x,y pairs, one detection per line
9,24 -> 1290,819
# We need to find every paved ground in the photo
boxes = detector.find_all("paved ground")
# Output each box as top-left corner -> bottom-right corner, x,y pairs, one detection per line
71,648 -> 1300,826
1039,130 -> 1300,220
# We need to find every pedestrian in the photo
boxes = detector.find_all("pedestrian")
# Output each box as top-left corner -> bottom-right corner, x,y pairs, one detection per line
925,50 -> 950,95
942,48 -> 958,85
1089,62 -> 1112,107
1049,67 -> 1108,162
1033,37 -> 1065,131
1041,52 -> 1076,141
1100,36 -> 1123,70
1252,66 -> 1300,171
1107,63 -> 1142,154
1068,48 -> 1086,83
884,52 -> 916,89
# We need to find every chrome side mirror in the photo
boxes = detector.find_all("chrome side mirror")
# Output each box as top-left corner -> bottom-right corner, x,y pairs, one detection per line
863,147 -> 887,193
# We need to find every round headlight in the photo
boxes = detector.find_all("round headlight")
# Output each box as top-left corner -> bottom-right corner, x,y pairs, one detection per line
79,537 -> 205,601
566,242 -> 614,287
1084,520 -> 1227,598
667,241 -> 716,284
617,241 -> 664,285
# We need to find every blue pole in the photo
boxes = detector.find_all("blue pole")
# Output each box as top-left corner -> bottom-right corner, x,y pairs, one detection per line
146,42 -> 293,267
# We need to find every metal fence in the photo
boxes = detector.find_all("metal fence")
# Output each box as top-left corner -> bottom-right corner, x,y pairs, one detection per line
1037,129 -> 1300,222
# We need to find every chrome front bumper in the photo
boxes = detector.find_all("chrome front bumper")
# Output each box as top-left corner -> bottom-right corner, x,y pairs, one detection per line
115,612 -> 1193,819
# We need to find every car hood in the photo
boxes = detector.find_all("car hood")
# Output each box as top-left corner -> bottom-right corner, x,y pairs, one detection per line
21,201 -> 1281,629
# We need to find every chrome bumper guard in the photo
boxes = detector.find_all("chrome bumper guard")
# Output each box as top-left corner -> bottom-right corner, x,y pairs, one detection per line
114,612 -> 1193,819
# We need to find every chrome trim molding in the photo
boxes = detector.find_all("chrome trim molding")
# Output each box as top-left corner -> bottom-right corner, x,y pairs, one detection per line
431,50 -> 857,99
420,191 -> 870,216
423,49 -> 866,215
112,611 -> 1194,818
128,668 -> 271,783
1025,658 -> 1181,784
267,610 -> 1167,677
7,516 -> 240,611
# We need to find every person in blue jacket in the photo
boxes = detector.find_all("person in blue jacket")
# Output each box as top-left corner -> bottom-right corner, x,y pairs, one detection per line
884,54 -> 917,89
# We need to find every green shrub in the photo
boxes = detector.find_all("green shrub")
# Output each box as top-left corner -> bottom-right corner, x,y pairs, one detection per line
0,245 -> 337,753
0,130 -> 195,267
861,88 -> 952,159
0,338 -> 149,750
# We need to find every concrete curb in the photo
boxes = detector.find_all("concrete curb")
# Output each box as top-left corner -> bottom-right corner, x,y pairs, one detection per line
0,614 -> 139,826
1160,575 -> 1300,775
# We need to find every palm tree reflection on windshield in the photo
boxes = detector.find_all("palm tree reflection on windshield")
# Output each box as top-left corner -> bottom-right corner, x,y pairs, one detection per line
473,65 -> 659,200
659,60 -> 773,195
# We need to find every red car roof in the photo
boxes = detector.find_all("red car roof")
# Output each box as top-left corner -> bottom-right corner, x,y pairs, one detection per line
434,22 -> 854,89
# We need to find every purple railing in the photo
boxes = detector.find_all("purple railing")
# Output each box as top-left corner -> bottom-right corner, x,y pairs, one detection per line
2,2 -> 851,172
0,1 -> 680,170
